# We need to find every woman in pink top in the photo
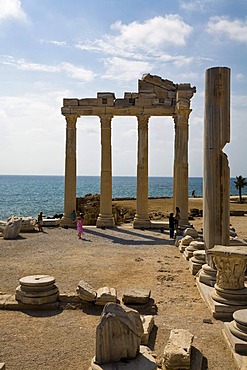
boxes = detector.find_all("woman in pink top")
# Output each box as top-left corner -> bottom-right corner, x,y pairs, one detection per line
77,214 -> 84,239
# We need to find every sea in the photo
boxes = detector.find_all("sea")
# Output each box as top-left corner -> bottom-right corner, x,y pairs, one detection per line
0,175 -> 245,220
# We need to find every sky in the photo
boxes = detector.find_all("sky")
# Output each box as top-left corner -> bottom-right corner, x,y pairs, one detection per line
0,0 -> 246,178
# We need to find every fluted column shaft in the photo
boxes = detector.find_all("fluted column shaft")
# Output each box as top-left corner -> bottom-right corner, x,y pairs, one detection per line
61,114 -> 77,226
96,114 -> 115,228
173,109 -> 191,226
204,67 -> 230,255
133,115 -> 150,229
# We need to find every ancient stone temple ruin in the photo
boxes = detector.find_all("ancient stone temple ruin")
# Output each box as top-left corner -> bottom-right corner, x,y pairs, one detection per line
61,74 -> 196,228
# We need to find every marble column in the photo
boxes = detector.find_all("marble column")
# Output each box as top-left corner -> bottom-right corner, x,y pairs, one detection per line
133,115 -> 150,229
96,114 -> 115,228
61,114 -> 78,227
173,107 -> 191,226
199,67 -> 231,286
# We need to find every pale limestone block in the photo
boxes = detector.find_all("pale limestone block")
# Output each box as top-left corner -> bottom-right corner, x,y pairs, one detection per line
183,228 -> 198,238
180,235 -> 194,246
76,280 -> 97,302
122,289 -> 151,305
141,315 -> 155,345
2,216 -> 22,239
0,294 -> 12,308
95,303 -> 143,365
95,287 -> 117,306
0,363 -> 6,370
19,275 -> 55,287
162,329 -> 194,370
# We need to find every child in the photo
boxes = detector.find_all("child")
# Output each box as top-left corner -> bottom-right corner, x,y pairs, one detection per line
168,212 -> 175,239
77,214 -> 84,239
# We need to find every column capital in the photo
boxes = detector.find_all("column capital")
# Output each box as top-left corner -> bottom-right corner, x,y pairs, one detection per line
98,114 -> 113,123
136,115 -> 150,125
65,114 -> 79,128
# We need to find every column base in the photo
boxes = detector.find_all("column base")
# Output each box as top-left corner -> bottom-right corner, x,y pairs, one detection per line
60,216 -> 76,228
96,214 -> 115,228
133,215 -> 151,229
198,263 -> 217,287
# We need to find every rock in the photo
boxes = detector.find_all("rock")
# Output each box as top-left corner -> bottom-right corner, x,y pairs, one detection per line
183,228 -> 198,238
180,235 -> 194,246
95,286 -> 117,306
0,216 -> 22,239
76,280 -> 97,302
95,302 -> 144,365
162,329 -> 194,370
122,289 -> 151,305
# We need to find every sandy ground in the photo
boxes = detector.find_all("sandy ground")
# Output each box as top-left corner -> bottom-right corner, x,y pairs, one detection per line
0,197 -> 247,370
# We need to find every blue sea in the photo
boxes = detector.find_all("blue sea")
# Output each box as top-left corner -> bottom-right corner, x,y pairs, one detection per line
0,175 -> 245,220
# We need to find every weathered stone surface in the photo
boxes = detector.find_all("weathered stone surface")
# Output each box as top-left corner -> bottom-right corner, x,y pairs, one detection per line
0,216 -> 22,239
19,275 -> 55,287
0,294 -> 12,308
91,345 -> 157,369
76,280 -> 97,302
141,315 -> 155,345
183,228 -> 198,238
59,293 -> 82,303
122,289 -> 151,305
15,291 -> 59,305
180,235 -> 194,246
95,287 -> 117,306
16,285 -> 58,298
162,329 -> 194,370
0,363 -> 6,370
20,216 -> 36,231
95,303 -> 144,365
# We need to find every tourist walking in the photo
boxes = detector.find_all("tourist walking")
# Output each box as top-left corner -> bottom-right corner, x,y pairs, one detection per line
76,214 -> 84,239
37,211 -> 43,232
168,212 -> 175,238
174,206 -> 180,230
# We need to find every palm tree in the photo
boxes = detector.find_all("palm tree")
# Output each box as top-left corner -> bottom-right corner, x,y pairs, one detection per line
234,175 -> 247,203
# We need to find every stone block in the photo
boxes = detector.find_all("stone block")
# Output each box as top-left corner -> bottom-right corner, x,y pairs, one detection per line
183,228 -> 198,238
95,287 -> 117,306
95,303 -> 144,365
162,329 -> 194,370
63,98 -> 78,106
0,363 -> 5,370
0,294 -> 12,308
76,280 -> 97,302
122,289 -> 151,305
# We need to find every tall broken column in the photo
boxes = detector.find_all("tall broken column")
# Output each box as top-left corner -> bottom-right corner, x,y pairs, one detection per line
199,67 -> 231,286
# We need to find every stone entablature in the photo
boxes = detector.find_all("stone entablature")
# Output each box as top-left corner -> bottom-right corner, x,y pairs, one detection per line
61,74 -> 195,117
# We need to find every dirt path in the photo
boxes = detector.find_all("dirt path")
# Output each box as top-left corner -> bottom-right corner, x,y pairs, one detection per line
0,225 -> 240,370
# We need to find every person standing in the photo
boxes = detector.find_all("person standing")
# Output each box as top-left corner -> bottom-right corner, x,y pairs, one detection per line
76,214 -> 84,239
174,206 -> 180,230
168,212 -> 175,238
71,210 -> 76,222
37,212 -> 43,232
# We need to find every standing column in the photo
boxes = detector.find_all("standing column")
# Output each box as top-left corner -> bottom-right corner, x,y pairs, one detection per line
96,114 -> 115,228
133,115 -> 150,229
199,67 -> 231,286
61,114 -> 78,227
173,109 -> 191,226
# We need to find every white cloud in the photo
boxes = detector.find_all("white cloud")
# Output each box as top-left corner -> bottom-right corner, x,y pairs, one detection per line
179,0 -> 212,12
102,57 -> 152,81
76,15 -> 192,59
207,16 -> 247,43
236,73 -> 245,81
0,0 -> 27,22
0,55 -> 96,81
